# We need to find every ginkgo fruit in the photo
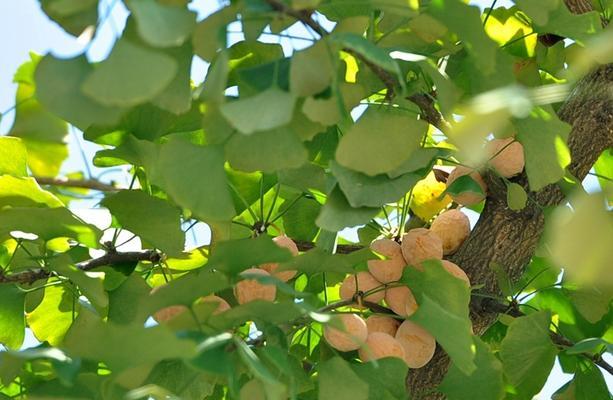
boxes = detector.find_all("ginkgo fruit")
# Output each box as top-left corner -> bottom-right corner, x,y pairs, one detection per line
259,235 -> 299,282
358,332 -> 407,364
197,295 -> 231,315
384,286 -> 418,317
486,137 -> 525,178
150,285 -> 188,323
323,313 -> 368,352
365,315 -> 400,337
395,320 -> 436,368
367,238 -> 406,283
441,260 -> 471,287
339,271 -> 385,304
234,268 -> 276,304
429,209 -> 470,255
410,171 -> 453,221
153,305 -> 188,323
401,228 -> 443,270
446,166 -> 487,206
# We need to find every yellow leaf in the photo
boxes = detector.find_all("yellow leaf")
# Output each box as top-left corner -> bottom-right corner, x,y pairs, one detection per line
410,171 -> 452,221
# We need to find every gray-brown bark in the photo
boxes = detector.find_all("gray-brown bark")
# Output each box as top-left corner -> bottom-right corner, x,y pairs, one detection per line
405,58 -> 613,400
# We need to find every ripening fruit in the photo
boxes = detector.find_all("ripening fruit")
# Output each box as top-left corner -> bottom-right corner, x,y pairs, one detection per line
429,209 -> 470,255
367,238 -> 406,283
395,320 -> 436,368
384,286 -> 418,317
410,171 -> 453,221
446,166 -> 487,206
401,228 -> 443,270
153,305 -> 188,323
486,137 -> 525,178
259,235 -> 299,282
365,315 -> 400,337
441,260 -> 471,287
339,271 -> 385,304
323,313 -> 368,352
198,295 -> 231,315
234,268 -> 276,304
358,332 -> 407,364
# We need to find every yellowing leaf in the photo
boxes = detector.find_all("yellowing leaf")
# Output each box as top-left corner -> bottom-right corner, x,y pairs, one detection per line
410,171 -> 452,221
0,137 -> 27,177
27,285 -> 75,346
548,192 -> 613,287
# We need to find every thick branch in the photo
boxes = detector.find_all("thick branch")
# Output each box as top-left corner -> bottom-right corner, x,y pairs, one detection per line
35,176 -> 119,192
0,250 -> 160,284
407,64 -> 613,400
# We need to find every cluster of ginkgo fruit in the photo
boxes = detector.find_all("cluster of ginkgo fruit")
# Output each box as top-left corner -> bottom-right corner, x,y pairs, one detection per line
321,207 -> 472,368
151,137 -> 525,368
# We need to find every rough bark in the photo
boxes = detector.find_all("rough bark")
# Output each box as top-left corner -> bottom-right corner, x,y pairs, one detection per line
406,34 -> 613,400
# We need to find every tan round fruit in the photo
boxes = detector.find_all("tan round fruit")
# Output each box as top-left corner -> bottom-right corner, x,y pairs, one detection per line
400,228 -> 443,270
365,315 -> 400,337
446,166 -> 487,206
323,313 -> 368,352
358,332 -> 407,364
486,137 -> 525,178
384,286 -> 418,317
395,320 -> 436,368
429,209 -> 470,255
153,305 -> 188,323
198,295 -> 231,315
339,271 -> 385,304
259,235 -> 299,282
367,238 -> 406,283
234,268 -> 276,304
441,260 -> 471,287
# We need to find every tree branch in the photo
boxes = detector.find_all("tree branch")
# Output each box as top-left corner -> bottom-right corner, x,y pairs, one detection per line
0,250 -> 160,284
263,0 -> 449,129
34,176 -> 119,192
294,240 -> 363,254
479,297 -> 613,376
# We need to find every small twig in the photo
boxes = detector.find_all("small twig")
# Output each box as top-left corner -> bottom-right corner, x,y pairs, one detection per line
265,0 -> 326,36
0,250 -> 160,284
294,241 -> 363,254
478,296 -> 613,375
34,177 -> 118,192
406,93 -> 451,133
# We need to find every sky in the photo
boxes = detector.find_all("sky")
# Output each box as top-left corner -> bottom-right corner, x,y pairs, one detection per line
0,0 -> 610,398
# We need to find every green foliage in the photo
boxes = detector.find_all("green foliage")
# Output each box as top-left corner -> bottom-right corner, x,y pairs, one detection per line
1,0 -> 611,398
102,190 -> 184,256
500,311 -> 558,399
439,338 -> 504,400
404,260 -> 476,374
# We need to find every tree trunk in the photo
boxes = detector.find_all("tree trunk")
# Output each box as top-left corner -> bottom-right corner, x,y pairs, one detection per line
406,16 -> 613,400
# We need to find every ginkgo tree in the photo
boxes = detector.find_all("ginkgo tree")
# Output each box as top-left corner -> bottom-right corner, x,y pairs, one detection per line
0,0 -> 611,399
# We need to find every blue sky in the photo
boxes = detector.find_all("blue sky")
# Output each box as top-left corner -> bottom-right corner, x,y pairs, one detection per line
0,0 -> 610,397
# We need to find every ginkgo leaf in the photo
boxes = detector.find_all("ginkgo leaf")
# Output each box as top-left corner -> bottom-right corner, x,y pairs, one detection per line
0,137 -> 27,177
35,54 -> 125,130
220,88 -> 296,134
102,190 -> 184,256
81,39 -> 178,107
500,311 -> 557,399
0,285 -> 25,349
127,0 -> 197,48
403,260 -> 476,375
335,109 -> 427,176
